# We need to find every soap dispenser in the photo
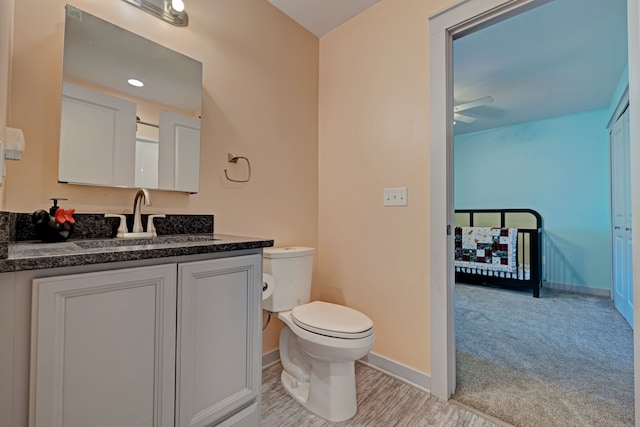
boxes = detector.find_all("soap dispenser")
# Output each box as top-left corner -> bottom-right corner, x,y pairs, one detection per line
48,198 -> 65,215
31,198 -> 76,242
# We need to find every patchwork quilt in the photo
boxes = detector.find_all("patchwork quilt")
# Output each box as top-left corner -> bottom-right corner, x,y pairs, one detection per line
454,227 -> 518,273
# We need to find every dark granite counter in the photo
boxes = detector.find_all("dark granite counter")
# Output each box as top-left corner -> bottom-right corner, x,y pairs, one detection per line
0,210 -> 273,273
1,234 -> 274,273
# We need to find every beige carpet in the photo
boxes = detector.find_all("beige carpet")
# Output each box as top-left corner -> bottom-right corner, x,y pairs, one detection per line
452,283 -> 634,427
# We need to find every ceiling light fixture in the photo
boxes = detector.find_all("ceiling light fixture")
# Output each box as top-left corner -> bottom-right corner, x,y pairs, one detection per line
122,0 -> 189,27
128,78 -> 144,87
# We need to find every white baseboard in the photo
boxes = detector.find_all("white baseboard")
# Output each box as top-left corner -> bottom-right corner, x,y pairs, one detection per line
262,349 -> 280,369
262,350 -> 431,394
359,352 -> 431,393
543,281 -> 610,298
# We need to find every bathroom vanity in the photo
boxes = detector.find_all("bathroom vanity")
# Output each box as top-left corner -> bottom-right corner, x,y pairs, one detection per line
0,212 -> 273,427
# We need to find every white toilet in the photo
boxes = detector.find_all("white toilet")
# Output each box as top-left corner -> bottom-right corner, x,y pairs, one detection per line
263,247 -> 375,422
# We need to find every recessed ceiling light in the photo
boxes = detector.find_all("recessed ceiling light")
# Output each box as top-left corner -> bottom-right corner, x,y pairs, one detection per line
128,78 -> 144,87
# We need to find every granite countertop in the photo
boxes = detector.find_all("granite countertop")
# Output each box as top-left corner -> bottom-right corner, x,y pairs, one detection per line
1,234 -> 274,273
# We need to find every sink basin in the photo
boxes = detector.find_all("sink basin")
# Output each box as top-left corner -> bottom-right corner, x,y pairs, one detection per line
74,235 -> 218,249
121,232 -> 154,239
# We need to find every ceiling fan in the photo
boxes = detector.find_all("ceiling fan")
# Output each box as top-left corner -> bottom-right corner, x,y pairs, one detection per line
453,96 -> 494,123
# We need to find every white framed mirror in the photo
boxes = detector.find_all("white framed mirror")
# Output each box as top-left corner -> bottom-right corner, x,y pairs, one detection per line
59,5 -> 202,193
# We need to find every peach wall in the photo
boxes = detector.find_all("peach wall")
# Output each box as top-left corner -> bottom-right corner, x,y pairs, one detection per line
6,0 -> 465,377
8,0 -> 319,354
0,0 -> 14,209
318,0 -> 453,374
0,2 -> 12,419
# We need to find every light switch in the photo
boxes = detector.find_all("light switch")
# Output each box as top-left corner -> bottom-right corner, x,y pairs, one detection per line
384,187 -> 408,206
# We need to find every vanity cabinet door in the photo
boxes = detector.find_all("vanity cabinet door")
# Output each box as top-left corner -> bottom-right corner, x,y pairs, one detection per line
215,403 -> 259,427
31,265 -> 177,427
176,255 -> 261,427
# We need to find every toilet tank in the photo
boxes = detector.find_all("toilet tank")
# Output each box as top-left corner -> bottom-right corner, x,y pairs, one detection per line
263,247 -> 315,312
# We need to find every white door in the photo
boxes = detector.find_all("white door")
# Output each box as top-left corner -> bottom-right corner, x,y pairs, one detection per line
31,265 -> 177,427
611,107 -> 633,328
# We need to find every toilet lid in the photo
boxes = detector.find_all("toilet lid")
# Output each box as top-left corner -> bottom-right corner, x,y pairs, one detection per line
291,301 -> 374,339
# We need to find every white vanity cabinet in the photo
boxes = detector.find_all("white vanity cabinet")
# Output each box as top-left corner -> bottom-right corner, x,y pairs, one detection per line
29,254 -> 262,427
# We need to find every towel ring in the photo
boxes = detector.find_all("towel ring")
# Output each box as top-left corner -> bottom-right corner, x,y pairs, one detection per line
224,153 -> 251,183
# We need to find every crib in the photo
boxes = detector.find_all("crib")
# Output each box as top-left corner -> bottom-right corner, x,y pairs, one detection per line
454,208 -> 543,298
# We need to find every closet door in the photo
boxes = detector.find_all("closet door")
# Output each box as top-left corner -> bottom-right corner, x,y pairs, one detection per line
610,107 -> 633,328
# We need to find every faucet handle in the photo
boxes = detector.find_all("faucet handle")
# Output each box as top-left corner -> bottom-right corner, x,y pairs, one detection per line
148,214 -> 166,237
105,214 -> 128,238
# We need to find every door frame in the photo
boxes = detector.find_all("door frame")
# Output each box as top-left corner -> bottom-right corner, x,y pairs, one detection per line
428,0 -> 640,419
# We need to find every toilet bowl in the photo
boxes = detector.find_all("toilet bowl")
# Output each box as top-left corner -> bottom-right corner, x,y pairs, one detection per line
262,248 -> 375,422
276,303 -> 374,422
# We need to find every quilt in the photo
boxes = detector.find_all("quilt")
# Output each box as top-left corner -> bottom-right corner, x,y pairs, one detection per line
454,227 -> 517,273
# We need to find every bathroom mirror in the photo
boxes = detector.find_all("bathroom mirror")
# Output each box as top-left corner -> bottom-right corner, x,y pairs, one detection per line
58,5 -> 202,192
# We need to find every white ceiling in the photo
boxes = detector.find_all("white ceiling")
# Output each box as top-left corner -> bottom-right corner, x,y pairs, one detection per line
269,0 -> 628,136
453,0 -> 628,134
65,0 -> 628,133
267,0 -> 381,37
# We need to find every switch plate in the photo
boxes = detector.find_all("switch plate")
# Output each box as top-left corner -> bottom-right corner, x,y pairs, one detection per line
384,187 -> 408,206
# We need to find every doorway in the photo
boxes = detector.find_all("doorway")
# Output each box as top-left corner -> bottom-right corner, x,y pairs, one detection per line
428,0 -> 640,419
449,1 -> 631,422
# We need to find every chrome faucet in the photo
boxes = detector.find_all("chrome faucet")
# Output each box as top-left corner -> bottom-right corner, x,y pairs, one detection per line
132,189 -> 151,233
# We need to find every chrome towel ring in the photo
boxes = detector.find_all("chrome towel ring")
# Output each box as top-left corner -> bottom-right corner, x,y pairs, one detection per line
224,153 -> 251,183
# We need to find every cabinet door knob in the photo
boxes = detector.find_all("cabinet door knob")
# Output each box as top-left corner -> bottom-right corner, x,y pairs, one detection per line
614,226 -> 621,230
625,227 -> 632,231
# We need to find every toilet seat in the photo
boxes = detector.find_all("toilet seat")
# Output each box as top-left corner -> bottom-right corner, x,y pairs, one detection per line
291,301 -> 374,339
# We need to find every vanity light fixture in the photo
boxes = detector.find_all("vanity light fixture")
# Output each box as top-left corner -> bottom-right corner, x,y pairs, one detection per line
122,0 -> 189,27
169,0 -> 184,15
127,78 -> 144,87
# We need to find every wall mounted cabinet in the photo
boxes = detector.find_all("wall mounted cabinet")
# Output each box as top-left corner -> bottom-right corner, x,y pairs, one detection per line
59,81 -> 137,187
58,82 -> 201,193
